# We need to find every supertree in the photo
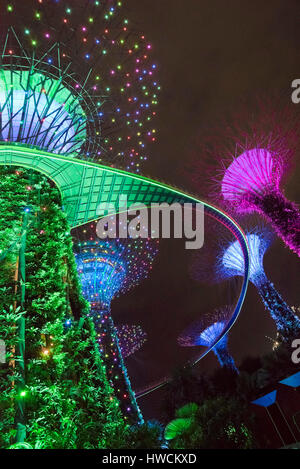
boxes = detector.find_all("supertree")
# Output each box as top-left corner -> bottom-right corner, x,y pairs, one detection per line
188,102 -> 300,256
1,0 -> 160,171
178,306 -> 238,373
220,147 -> 300,257
74,235 -> 159,423
191,226 -> 300,342
116,324 -> 147,359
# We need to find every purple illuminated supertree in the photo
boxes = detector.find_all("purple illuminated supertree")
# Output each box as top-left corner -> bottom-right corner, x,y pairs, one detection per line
116,324 -> 147,359
74,233 -> 158,423
191,226 -> 300,342
178,306 -> 238,372
188,103 -> 300,256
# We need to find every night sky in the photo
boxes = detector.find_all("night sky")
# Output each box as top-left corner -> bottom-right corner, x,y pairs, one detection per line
113,0 -> 300,418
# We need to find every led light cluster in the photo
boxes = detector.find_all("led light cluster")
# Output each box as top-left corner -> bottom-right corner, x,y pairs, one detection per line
116,324 -> 147,358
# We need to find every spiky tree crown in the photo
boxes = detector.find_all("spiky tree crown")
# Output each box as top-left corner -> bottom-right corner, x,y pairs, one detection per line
177,305 -> 233,348
185,100 -> 299,214
220,229 -> 273,285
213,103 -> 299,212
75,237 -> 159,308
221,148 -> 283,210
190,218 -> 273,286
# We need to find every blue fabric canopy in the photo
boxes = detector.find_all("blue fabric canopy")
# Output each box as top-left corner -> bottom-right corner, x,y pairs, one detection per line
280,371 -> 300,388
251,390 -> 277,408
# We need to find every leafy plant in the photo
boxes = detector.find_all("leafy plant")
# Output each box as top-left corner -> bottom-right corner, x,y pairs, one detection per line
0,168 -> 127,449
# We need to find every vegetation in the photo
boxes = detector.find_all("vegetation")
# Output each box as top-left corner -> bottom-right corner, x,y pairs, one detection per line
0,167 -> 127,449
165,399 -> 255,449
1,166 -> 298,449
162,342 -> 300,449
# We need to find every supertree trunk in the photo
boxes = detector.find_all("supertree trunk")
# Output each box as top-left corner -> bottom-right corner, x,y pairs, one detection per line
90,307 -> 143,424
250,189 -> 300,257
213,335 -> 238,373
257,279 -> 300,341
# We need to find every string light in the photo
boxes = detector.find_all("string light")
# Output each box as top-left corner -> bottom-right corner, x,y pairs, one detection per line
117,324 -> 147,358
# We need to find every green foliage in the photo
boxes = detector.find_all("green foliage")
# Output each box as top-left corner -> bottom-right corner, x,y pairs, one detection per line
165,418 -> 194,441
124,421 -> 165,449
175,402 -> 198,419
0,305 -> 24,447
0,168 -> 127,449
164,403 -> 199,442
193,397 -> 255,449
9,442 -> 36,450
167,397 -> 255,449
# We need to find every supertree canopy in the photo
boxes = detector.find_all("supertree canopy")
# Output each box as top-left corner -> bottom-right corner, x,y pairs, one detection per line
221,147 -> 300,256
192,226 -> 300,342
178,306 -> 238,373
75,235 -> 159,423
0,67 -> 87,156
1,0 -> 160,171
187,99 -> 300,256
116,324 -> 147,359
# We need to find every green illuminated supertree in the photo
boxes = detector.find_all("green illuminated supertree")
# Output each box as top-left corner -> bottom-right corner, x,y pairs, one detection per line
1,0 -> 160,171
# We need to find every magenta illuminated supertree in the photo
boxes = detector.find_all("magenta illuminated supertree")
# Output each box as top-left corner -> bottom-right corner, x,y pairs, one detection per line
116,324 -> 147,359
1,0 -> 160,172
188,103 -> 300,256
191,226 -> 300,342
178,306 -> 238,373
74,234 -> 159,423
220,147 -> 300,257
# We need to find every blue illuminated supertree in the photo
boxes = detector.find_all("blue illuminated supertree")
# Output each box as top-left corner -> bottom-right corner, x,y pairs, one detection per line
75,236 -> 159,423
178,306 -> 238,372
191,227 -> 300,342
